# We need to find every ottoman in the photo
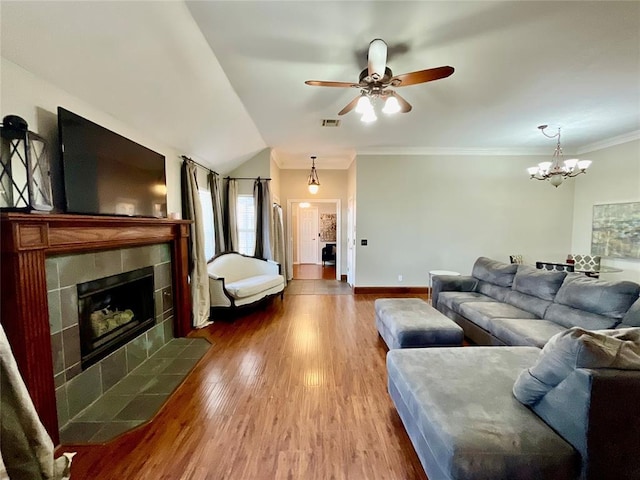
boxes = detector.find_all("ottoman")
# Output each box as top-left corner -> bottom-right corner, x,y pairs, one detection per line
375,298 -> 464,349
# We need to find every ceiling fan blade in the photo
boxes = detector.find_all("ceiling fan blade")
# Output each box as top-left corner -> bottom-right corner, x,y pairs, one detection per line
367,38 -> 387,81
338,96 -> 361,116
391,66 -> 455,87
305,80 -> 360,88
393,92 -> 413,113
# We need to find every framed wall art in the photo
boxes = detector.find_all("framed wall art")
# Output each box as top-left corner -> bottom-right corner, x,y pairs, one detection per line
591,201 -> 640,259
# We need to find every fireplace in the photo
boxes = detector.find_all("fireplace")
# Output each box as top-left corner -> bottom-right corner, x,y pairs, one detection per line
78,267 -> 155,369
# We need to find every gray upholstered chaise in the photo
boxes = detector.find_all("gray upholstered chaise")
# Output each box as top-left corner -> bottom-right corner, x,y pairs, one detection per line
388,339 -> 640,480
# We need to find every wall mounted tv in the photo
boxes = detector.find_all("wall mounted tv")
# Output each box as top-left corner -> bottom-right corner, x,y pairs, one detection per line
58,107 -> 167,218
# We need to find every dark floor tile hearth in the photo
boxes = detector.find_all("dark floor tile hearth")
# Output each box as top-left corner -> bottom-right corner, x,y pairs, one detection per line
60,337 -> 211,444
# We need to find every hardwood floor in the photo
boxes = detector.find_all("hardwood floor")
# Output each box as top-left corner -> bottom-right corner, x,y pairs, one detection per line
64,293 -> 429,480
293,263 -> 336,280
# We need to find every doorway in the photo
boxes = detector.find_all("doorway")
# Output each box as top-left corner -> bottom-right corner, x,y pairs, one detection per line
288,199 -> 341,281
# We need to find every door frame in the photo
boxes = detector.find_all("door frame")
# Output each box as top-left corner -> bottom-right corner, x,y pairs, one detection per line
287,198 -> 341,281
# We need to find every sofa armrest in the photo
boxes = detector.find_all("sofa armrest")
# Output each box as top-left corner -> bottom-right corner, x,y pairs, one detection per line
267,259 -> 282,275
432,275 -> 478,309
532,368 -> 640,480
208,277 -> 233,308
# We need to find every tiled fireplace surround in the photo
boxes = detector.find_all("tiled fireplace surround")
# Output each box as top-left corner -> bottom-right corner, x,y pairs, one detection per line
47,244 -> 175,431
0,213 -> 192,444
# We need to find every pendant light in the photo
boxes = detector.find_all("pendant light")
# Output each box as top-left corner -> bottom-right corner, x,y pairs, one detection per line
307,155 -> 320,194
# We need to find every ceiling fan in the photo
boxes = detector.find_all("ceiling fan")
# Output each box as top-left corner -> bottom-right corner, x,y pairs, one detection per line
305,39 -> 454,121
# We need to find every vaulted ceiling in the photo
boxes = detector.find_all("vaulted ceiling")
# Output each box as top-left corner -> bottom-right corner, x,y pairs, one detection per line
2,1 -> 639,171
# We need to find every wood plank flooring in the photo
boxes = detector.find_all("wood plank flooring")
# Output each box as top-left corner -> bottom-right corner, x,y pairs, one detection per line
63,293 -> 429,480
293,263 -> 336,280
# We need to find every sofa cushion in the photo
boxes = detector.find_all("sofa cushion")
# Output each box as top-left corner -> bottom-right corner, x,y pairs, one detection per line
387,347 -> 578,480
437,291 -> 497,315
553,275 -> 640,319
620,297 -> 640,327
513,265 -> 567,301
459,302 -> 538,331
513,327 -> 640,406
544,304 -> 618,331
472,257 -> 518,288
505,290 -> 552,318
477,281 -> 512,302
225,274 -> 283,299
489,319 -> 567,348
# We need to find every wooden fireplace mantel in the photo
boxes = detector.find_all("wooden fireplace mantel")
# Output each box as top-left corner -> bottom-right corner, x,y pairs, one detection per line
0,212 -> 193,444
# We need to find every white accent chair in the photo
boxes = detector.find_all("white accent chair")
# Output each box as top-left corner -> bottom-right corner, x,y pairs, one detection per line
206,252 -> 285,310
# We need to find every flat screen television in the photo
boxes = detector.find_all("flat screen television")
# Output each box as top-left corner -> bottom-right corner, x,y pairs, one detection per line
58,107 -> 167,218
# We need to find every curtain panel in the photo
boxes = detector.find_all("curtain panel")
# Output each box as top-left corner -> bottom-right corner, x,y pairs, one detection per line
253,178 -> 272,260
225,179 -> 239,252
208,172 -> 225,255
181,161 -> 211,328
272,204 -> 287,286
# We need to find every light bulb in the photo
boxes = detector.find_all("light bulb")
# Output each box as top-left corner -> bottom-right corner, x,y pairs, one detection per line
538,161 -> 552,173
527,167 -> 539,176
382,96 -> 401,114
355,95 -> 372,114
577,160 -> 592,170
563,158 -> 579,171
308,183 -> 319,194
361,109 -> 377,123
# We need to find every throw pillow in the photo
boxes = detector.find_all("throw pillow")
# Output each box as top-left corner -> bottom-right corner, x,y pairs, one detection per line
513,327 -> 640,406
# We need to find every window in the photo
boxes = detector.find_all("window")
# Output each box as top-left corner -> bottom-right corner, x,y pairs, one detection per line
198,190 -> 215,261
237,195 -> 255,256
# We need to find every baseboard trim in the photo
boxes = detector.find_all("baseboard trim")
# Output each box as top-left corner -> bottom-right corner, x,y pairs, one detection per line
353,286 -> 429,294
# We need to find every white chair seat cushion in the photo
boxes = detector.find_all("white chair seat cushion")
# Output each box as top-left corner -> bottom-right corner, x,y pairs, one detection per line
225,274 -> 284,299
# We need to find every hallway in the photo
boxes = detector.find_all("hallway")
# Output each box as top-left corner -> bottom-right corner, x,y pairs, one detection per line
289,264 -> 351,295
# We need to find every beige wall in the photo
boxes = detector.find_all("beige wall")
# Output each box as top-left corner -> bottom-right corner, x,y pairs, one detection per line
227,147 -> 271,195
354,153 -> 576,286
279,169 -> 348,274
571,139 -> 640,283
1,58 -> 183,215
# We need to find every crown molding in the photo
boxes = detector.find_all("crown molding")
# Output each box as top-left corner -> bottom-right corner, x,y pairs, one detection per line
576,130 -> 640,155
356,146 -> 548,156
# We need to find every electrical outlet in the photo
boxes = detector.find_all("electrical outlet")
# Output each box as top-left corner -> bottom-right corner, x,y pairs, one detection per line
398,274 -> 403,282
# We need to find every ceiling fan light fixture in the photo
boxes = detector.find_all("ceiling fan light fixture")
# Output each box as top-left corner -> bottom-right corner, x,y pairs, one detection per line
355,94 -> 373,114
382,95 -> 401,114
307,155 -> 320,194
361,108 -> 377,123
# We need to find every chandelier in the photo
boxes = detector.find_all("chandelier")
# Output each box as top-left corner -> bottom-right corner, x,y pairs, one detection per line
527,125 -> 592,187
307,156 -> 320,194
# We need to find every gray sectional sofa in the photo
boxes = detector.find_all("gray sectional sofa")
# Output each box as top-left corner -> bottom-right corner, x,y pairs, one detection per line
432,257 -> 640,347
387,257 -> 640,480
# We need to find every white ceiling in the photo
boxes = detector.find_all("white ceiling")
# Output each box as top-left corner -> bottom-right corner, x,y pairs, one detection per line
2,1 -> 639,171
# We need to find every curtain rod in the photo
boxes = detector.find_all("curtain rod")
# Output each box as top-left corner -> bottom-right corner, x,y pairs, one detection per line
224,176 -> 271,181
181,155 -> 219,176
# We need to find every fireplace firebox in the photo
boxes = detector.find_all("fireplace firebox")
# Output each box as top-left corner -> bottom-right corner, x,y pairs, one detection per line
78,266 -> 155,369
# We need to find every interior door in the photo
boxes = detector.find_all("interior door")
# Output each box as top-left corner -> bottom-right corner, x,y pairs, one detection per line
299,207 -> 319,264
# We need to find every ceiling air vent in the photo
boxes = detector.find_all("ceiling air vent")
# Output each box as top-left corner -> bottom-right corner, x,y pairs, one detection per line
321,119 -> 341,127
